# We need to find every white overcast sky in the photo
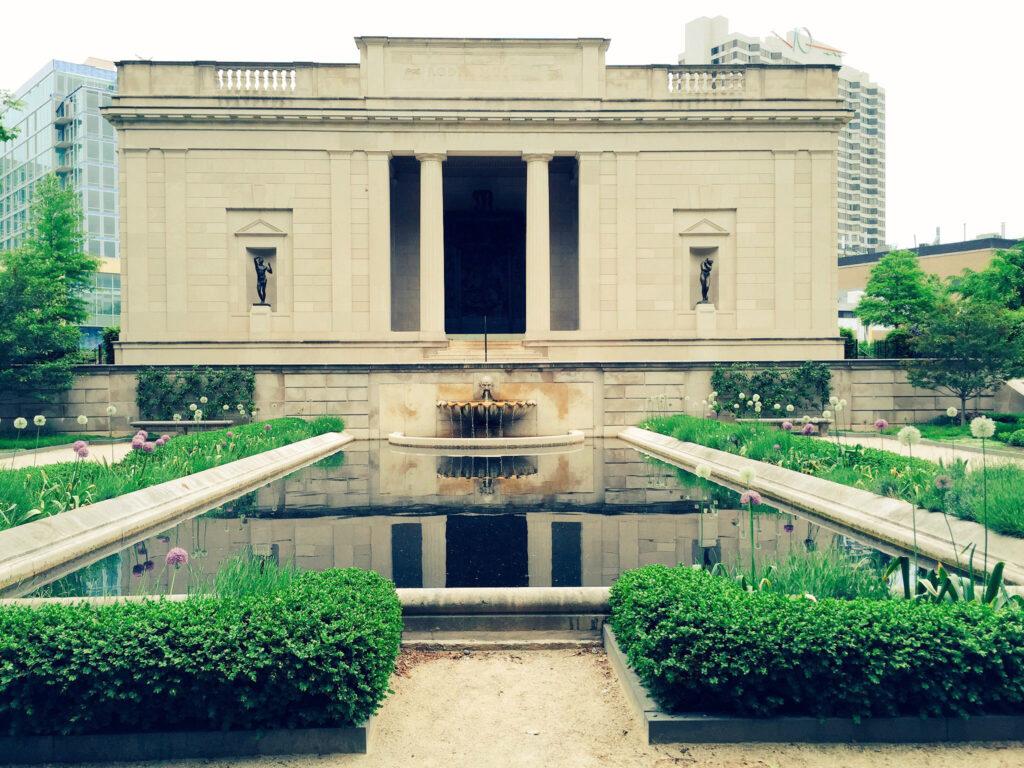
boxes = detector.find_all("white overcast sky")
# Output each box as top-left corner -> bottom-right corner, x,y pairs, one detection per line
4,0 -> 1022,251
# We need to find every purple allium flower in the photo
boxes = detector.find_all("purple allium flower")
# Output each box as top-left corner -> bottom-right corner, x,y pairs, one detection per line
784,523 -> 795,533
72,440 -> 86,452
740,490 -> 762,506
76,446 -> 89,459
801,423 -> 815,436
875,419 -> 889,431
131,564 -> 145,578
935,475 -> 953,490
773,444 -> 781,451
154,437 -> 166,448
781,421 -> 793,431
137,430 -> 148,440
166,547 -> 189,567
144,560 -> 154,572
220,441 -> 227,448
226,431 -> 233,438
156,535 -> 170,544
130,435 -> 145,450
143,441 -> 155,453
705,411 -> 715,418
160,434 -> 171,442
264,424 -> 272,431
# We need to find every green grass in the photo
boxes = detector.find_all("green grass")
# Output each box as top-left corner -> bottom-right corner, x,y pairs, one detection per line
880,413 -> 1024,445
0,433 -> 113,452
191,552 -> 300,598
752,547 -> 890,600
0,416 -> 344,532
644,414 -> 1024,539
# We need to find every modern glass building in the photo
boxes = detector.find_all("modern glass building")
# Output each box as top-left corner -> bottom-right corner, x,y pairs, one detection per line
0,59 -> 120,348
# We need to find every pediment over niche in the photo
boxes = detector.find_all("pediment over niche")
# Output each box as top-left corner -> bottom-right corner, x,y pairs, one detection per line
680,218 -> 730,236
234,218 -> 286,237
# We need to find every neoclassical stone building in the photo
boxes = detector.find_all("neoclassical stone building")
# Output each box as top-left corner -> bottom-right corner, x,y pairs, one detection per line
105,37 -> 847,365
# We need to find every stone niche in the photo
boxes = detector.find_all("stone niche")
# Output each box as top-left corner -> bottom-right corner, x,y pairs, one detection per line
674,210 -> 736,324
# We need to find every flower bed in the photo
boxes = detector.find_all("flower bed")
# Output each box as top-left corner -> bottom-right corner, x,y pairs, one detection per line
609,565 -> 1024,719
0,417 -> 344,531
0,568 -> 401,736
644,414 -> 1024,538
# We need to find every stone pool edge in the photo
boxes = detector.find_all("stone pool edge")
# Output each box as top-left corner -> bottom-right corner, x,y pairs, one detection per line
0,431 -> 353,595
603,624 -> 1024,743
618,426 -> 1024,586
0,717 -> 375,763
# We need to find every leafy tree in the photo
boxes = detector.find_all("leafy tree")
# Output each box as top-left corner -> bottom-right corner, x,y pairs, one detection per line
854,250 -> 941,330
904,299 -> 1024,425
1,89 -> 23,143
0,174 -> 99,399
955,242 -> 1024,311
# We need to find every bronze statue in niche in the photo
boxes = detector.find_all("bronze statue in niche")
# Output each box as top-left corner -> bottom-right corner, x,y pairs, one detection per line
699,256 -> 714,304
254,255 -> 273,305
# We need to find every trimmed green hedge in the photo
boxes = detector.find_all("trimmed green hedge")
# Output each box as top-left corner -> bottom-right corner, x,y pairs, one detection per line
610,565 -> 1024,719
0,568 -> 401,736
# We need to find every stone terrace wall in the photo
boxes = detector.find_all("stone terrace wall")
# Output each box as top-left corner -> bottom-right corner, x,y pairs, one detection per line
0,361 -> 1002,437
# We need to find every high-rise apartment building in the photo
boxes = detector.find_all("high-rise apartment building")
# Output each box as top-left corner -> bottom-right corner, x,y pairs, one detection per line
681,17 -> 885,258
0,59 -> 120,348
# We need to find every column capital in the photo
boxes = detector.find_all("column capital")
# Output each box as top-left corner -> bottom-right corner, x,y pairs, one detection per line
415,152 -> 447,163
522,152 -> 554,164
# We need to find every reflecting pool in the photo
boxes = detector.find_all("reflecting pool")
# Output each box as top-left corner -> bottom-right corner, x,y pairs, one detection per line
31,439 -> 886,597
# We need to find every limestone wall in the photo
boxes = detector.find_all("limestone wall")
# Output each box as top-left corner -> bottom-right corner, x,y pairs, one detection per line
0,362 -> 1001,438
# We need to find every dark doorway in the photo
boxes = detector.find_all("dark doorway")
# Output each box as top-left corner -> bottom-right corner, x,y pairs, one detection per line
445,514 -> 528,587
391,523 -> 423,588
442,157 -> 527,334
551,521 -> 582,587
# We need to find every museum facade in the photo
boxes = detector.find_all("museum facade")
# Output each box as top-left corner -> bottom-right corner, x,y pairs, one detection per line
105,37 -> 848,365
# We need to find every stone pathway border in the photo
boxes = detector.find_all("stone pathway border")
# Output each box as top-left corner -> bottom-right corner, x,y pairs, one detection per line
618,426 -> 1024,585
0,431 -> 352,596
603,623 -> 1024,743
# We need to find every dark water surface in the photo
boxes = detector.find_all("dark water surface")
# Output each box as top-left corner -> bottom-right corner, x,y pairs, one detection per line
32,439 -> 884,597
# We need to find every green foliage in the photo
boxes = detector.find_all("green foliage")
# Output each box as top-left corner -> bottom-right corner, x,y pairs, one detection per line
192,552 -> 301,598
645,414 -> 1024,538
956,242 -> 1024,311
0,568 -> 402,735
712,547 -> 890,601
0,417 -> 344,531
904,299 -> 1024,421
610,565 -> 1024,718
0,90 -> 22,143
1009,429 -> 1024,447
839,327 -> 857,359
135,366 -> 256,419
0,174 -> 99,399
881,414 -> 1024,444
709,362 -> 831,417
0,433 -> 110,451
854,250 -> 942,330
101,326 -> 119,365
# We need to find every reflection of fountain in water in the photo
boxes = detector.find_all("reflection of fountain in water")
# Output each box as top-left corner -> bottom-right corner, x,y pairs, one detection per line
436,454 -> 538,497
437,376 -> 536,438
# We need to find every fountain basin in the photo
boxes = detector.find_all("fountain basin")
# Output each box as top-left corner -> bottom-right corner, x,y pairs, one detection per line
388,430 -> 585,450
436,398 -> 537,439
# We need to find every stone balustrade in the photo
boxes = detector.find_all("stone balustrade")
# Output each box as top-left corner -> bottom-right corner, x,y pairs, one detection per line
667,68 -> 744,95
216,68 -> 297,92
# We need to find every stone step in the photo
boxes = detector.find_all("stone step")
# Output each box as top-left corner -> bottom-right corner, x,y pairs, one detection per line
424,340 -> 548,361
401,629 -> 602,650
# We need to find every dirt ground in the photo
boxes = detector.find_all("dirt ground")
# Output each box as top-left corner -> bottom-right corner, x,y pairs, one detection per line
27,649 -> 1024,768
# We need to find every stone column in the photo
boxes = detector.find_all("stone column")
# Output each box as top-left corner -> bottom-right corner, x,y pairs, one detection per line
366,151 -> 392,335
417,153 -> 446,337
524,153 -> 553,336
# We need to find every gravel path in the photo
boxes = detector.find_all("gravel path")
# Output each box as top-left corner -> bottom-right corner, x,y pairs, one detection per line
28,649 -> 1024,768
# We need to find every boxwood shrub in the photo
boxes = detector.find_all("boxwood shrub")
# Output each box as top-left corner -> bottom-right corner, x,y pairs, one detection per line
610,565 -> 1024,719
0,568 -> 402,736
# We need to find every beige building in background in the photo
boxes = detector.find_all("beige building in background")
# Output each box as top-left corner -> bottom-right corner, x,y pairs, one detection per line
104,36 -> 848,366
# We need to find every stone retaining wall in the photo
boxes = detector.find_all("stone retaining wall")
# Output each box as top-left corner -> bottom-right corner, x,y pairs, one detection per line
0,361 -> 1000,438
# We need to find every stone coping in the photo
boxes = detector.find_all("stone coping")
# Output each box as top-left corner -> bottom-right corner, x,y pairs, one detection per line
0,719 -> 374,763
387,430 -> 585,449
603,624 -> 1024,743
618,426 -> 1024,585
0,432 -> 352,596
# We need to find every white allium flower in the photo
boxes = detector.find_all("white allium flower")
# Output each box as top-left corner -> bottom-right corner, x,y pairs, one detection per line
223,404 -> 230,411
754,402 -> 762,412
172,413 -> 182,422
33,415 -> 46,427
738,392 -> 746,400
189,403 -> 198,412
822,410 -> 832,419
200,396 -> 208,404
747,400 -> 753,407
752,394 -> 760,402
272,403 -> 278,409
14,417 -> 27,430
786,404 -> 794,413
695,463 -> 712,480
835,402 -> 844,412
947,406 -> 959,419
733,403 -> 740,410
106,404 -> 117,416
970,416 -> 996,439
739,467 -> 757,486
840,399 -> 848,408
773,403 -> 781,410
684,395 -> 690,401
701,399 -> 708,406
77,414 -> 88,426
898,426 -> 922,447
829,396 -> 839,406
193,409 -> 203,421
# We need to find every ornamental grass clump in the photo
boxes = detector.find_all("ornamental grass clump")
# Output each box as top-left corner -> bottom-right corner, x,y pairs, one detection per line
610,564 -> 1024,719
